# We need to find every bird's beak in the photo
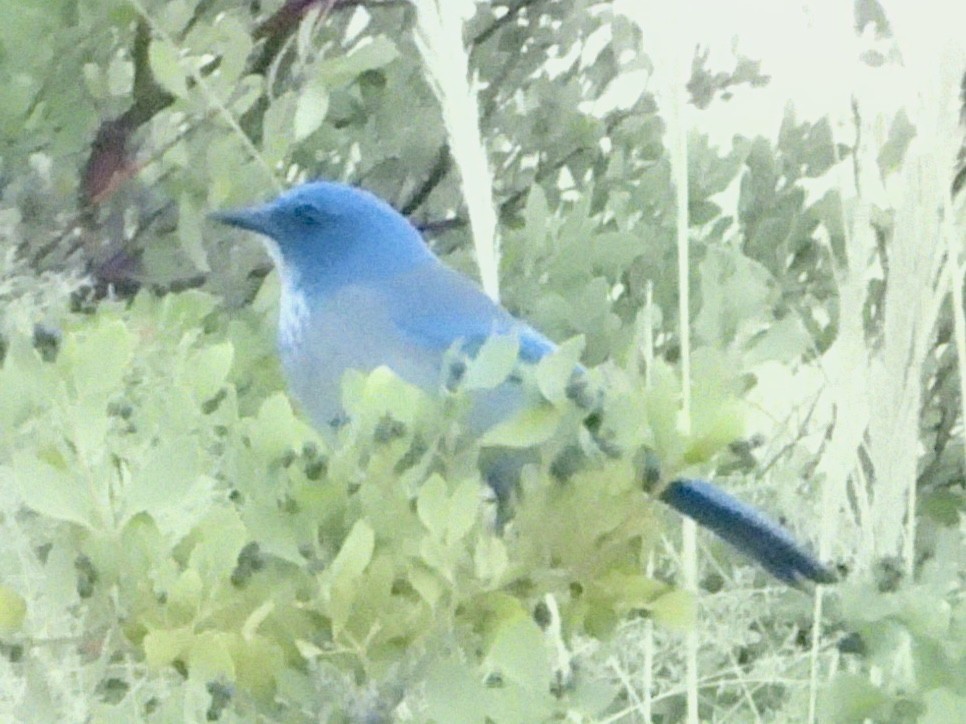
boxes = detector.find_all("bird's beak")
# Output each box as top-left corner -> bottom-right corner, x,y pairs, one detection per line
209,205 -> 273,237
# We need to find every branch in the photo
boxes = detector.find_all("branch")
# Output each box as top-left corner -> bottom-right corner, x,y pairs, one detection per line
402,144 -> 451,215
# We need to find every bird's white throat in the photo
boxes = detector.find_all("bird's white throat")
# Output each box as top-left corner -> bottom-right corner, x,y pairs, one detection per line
274,262 -> 310,350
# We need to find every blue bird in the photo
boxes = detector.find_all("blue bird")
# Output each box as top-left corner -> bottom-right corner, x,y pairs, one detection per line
212,181 -> 835,587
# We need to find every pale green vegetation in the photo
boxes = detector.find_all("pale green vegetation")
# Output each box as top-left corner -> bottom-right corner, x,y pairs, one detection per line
0,1 -> 963,721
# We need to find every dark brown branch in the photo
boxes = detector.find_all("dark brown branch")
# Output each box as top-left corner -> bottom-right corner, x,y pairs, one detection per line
403,0 -> 548,219
402,144 -> 451,215
471,0 -> 543,47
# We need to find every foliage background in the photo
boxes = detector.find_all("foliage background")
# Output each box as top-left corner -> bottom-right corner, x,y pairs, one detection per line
0,0 -> 964,721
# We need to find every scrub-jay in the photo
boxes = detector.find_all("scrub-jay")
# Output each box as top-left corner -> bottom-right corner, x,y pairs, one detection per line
213,181 -> 834,587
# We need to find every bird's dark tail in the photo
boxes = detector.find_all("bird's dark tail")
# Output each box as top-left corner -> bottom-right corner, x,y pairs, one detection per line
659,479 -> 836,586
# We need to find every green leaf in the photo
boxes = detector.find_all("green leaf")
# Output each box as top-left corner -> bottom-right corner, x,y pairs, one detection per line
187,508 -> 249,581
0,335 -> 50,429
227,635 -> 285,698
246,392 -> 319,460
408,565 -> 443,609
423,654 -> 494,724
590,231 -> 642,276
535,335 -> 584,404
178,194 -> 209,272
198,15 -> 252,89
474,534 -> 508,585
227,75 -> 262,117
187,631 -> 236,681
803,118 -> 837,177
152,288 -> 220,329
462,335 -> 519,391
347,365 -> 428,429
684,350 -> 745,463
485,616 -> 549,692
0,584 -> 27,634
745,316 -> 810,363
328,520 -> 375,585
479,405 -> 560,448
158,0 -> 193,35
322,521 -> 376,637
649,589 -> 695,630
59,320 -> 134,399
523,184 -> 549,233
63,395 -> 111,468
123,437 -> 216,541
921,689 -> 966,724
262,91 -> 297,165
11,455 -> 97,528
819,673 -> 892,722
643,361 -> 684,465
143,627 -> 193,668
107,54 -> 133,96
186,341 -> 234,403
683,400 -> 744,464
167,568 -> 204,617
416,474 -> 448,539
416,475 -> 480,544
689,198 -> 721,225
446,479 -> 480,543
148,38 -> 188,98
877,109 -> 916,176
694,245 -> 773,347
316,36 -> 398,87
293,76 -> 329,142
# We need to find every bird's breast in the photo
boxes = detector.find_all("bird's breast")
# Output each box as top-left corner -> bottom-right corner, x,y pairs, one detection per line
276,283 -> 442,429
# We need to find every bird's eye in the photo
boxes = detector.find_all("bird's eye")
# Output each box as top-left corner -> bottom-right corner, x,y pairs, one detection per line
291,203 -> 325,226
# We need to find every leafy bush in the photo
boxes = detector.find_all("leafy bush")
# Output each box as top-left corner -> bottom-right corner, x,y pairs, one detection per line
1,0 -> 964,721
0,284 -> 742,718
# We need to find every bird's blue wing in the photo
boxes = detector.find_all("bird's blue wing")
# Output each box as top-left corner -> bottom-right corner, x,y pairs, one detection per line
383,261 -> 556,362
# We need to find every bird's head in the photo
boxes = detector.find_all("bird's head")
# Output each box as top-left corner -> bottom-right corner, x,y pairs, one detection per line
211,181 -> 434,292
